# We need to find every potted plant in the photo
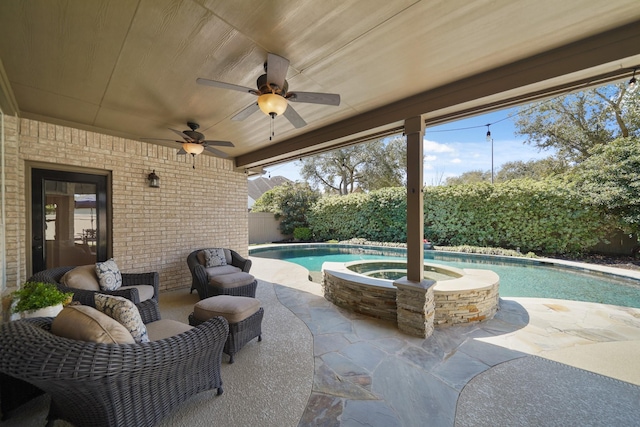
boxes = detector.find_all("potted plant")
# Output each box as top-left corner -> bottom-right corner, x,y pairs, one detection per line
11,281 -> 73,319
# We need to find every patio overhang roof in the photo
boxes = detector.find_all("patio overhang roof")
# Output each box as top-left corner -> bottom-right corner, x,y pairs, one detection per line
0,1 -> 639,170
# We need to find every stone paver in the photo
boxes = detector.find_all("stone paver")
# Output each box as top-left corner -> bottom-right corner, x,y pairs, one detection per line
250,257 -> 640,427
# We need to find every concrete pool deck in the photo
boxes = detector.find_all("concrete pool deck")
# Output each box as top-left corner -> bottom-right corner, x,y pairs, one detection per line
3,256 -> 640,426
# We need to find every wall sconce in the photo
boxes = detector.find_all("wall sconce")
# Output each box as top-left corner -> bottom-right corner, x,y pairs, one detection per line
147,170 -> 160,188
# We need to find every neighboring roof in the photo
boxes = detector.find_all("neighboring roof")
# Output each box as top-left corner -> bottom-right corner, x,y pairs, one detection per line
248,176 -> 291,208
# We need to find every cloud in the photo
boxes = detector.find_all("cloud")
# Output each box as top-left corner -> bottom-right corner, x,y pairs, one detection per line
423,139 -> 455,154
451,158 -> 462,164
424,155 -> 437,162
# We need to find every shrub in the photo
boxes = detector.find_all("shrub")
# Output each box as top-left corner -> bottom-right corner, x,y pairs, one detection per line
309,179 -> 611,255
424,179 -> 609,254
252,182 -> 320,236
293,227 -> 312,241
309,188 -> 406,242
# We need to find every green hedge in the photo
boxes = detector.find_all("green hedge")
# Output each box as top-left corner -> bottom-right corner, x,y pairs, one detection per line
308,188 -> 406,242
424,179 -> 608,253
308,179 -> 610,254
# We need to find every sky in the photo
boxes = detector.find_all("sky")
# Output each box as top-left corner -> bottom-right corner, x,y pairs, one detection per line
258,107 -> 556,186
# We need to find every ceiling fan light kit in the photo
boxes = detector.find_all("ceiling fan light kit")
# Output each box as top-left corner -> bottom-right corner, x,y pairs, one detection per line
258,93 -> 288,116
182,142 -> 205,155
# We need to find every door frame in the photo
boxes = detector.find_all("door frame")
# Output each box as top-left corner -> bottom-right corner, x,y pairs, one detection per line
27,163 -> 111,275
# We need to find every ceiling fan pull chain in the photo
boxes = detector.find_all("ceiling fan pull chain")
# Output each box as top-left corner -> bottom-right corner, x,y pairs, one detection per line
269,114 -> 275,141
192,153 -> 196,169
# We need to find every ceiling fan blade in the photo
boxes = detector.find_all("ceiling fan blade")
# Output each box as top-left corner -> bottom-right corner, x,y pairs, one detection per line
169,128 -> 192,141
176,148 -> 187,155
283,104 -> 307,128
266,53 -> 289,91
287,91 -> 340,106
203,140 -> 235,147
196,78 -> 257,95
231,103 -> 260,121
203,146 -> 230,158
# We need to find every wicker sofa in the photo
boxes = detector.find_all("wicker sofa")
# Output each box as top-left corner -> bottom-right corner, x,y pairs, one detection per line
28,265 -> 159,323
187,248 -> 256,299
0,300 -> 228,427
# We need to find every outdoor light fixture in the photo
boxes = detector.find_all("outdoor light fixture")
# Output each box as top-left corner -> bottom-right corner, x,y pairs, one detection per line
485,124 -> 494,185
629,68 -> 638,92
257,93 -> 288,117
257,93 -> 289,141
182,142 -> 205,155
147,170 -> 160,188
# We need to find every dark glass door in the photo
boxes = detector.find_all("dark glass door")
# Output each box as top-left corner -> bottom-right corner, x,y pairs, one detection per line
31,169 -> 108,272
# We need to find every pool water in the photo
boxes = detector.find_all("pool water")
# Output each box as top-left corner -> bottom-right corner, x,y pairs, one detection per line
250,245 -> 640,308
347,261 -> 460,281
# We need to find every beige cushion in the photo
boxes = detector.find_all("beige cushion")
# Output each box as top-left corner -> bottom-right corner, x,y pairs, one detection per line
205,265 -> 242,277
94,294 -> 149,343
60,265 -> 100,291
197,249 -> 232,266
51,305 -> 135,344
120,285 -> 155,302
209,272 -> 255,289
146,319 -> 193,341
194,295 -> 261,324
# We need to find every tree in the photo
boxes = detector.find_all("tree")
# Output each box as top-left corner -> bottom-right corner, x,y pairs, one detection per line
514,83 -> 640,164
444,170 -> 491,186
300,137 -> 406,194
251,182 -> 320,235
445,157 -> 570,186
495,157 -> 570,181
569,137 -> 640,234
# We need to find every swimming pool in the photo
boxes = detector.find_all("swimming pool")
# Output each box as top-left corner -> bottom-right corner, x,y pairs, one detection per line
250,244 -> 640,308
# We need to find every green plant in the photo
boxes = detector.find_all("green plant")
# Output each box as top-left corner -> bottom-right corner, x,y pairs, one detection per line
293,227 -> 312,241
252,182 -> 320,235
11,282 -> 73,314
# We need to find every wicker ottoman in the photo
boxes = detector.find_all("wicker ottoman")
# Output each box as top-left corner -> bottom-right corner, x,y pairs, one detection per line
207,272 -> 258,298
189,295 -> 263,364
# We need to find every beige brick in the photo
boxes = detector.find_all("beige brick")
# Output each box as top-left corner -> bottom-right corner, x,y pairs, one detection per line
1,114 -> 248,318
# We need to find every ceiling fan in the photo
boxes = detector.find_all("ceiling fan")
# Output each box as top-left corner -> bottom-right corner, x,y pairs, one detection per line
196,53 -> 340,135
142,122 -> 234,168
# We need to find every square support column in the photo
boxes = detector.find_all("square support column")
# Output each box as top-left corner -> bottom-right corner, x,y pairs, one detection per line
395,116 -> 433,338
405,116 -> 425,283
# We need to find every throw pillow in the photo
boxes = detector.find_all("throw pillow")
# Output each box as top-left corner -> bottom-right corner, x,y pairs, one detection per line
51,304 -> 135,344
203,248 -> 227,267
60,265 -> 101,291
95,258 -> 122,291
94,294 -> 149,343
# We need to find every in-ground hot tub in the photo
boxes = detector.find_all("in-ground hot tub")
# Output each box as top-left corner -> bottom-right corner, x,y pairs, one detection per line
322,260 -> 500,326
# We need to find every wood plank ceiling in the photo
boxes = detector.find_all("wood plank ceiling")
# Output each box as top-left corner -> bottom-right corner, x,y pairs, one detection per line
0,0 -> 639,170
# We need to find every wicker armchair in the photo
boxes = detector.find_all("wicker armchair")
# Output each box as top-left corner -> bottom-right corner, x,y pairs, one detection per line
0,302 -> 228,427
187,249 -> 256,299
28,266 -> 160,324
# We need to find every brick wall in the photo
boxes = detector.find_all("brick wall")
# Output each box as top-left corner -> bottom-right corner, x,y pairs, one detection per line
1,115 -> 248,318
